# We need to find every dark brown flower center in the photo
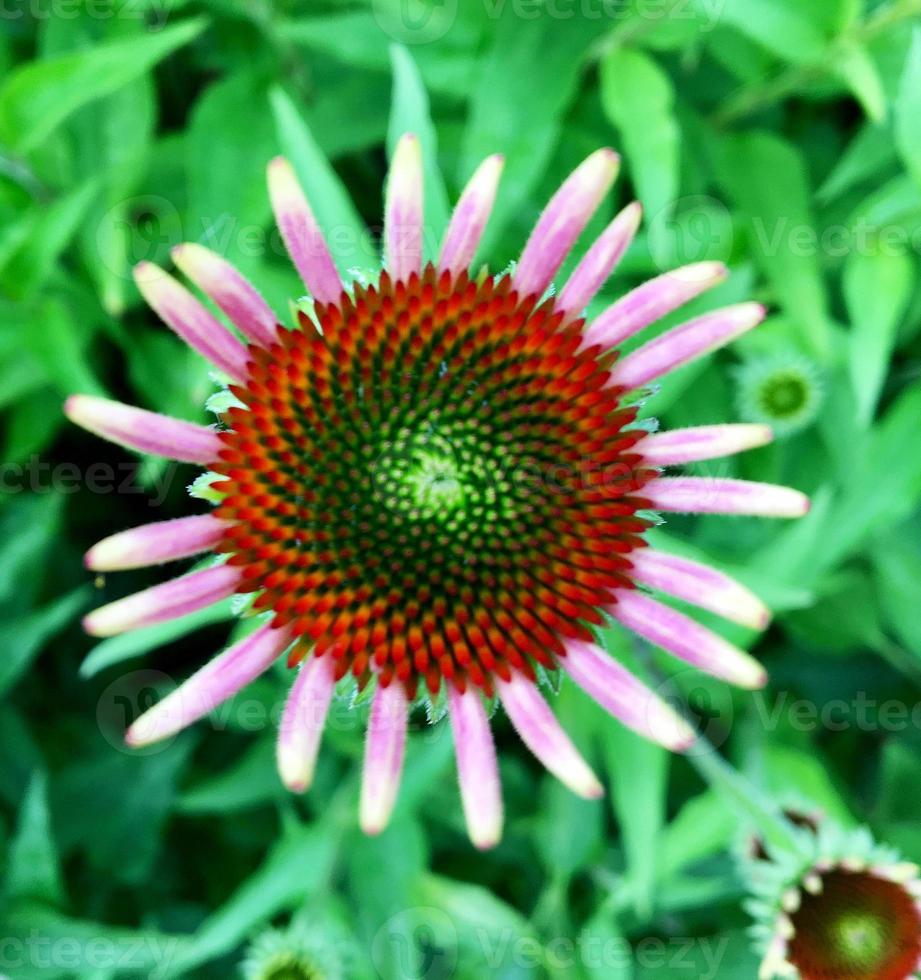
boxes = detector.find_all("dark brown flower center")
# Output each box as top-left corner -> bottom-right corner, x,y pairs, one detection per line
789,868 -> 921,980
211,266 -> 655,696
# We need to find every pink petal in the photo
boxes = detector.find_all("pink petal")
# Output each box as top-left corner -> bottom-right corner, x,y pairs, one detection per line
360,681 -> 409,835
609,589 -> 767,689
83,564 -> 242,637
171,243 -> 278,347
85,514 -> 227,571
384,134 -> 423,283
512,148 -> 620,299
447,685 -> 503,849
556,201 -> 642,318
636,424 -> 774,466
629,549 -> 771,629
438,154 -> 504,276
126,623 -> 293,746
133,262 -> 250,380
267,156 -> 343,305
561,638 -> 695,750
641,477 -> 810,518
609,302 -> 765,390
582,261 -> 728,352
497,672 -> 603,799
64,395 -> 223,464
277,653 -> 337,793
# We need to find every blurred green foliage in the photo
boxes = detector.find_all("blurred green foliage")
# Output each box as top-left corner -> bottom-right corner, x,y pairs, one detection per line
2,0 -> 921,977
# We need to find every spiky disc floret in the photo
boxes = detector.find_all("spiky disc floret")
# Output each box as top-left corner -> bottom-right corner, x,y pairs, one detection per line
212,265 -> 655,698
748,823 -> 921,980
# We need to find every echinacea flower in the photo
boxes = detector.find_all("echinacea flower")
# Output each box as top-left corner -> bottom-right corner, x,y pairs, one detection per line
748,823 -> 921,980
734,352 -> 823,436
66,134 -> 809,849
241,915 -> 353,980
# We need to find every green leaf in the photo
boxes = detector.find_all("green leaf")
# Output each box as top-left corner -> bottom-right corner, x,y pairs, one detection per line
717,132 -> 832,360
163,824 -> 337,977
834,40 -> 887,123
764,744 -> 853,823
636,929 -> 758,979
579,913 -> 633,980
0,17 -> 207,153
600,47 -> 680,229
822,382 -> 921,573
0,492 -> 64,607
177,735 -> 286,814
659,790 -> 740,880
18,296 -> 107,398
895,27 -> 921,187
871,518 -> 921,654
3,905 -> 191,976
186,68 -> 276,257
6,771 -> 65,906
56,740 -> 195,886
0,180 -> 99,300
0,586 -> 90,697
817,123 -> 895,202
459,8 -> 597,254
414,872 -> 541,977
843,245 -> 912,425
388,44 -> 449,260
269,86 -> 367,277
705,0 -> 827,63
595,632 -> 668,919
533,684 -> 603,880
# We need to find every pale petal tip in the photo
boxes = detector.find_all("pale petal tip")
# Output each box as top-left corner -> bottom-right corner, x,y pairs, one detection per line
471,829 -> 502,851
82,610 -> 111,637
740,662 -> 769,691
132,260 -> 162,287
775,488 -> 811,518
747,602 -> 773,632
746,301 -> 768,325
124,725 -> 146,748
749,424 -> 775,449
169,242 -> 202,267
359,811 -> 388,837
390,133 -> 423,180
124,715 -> 164,748
63,394 -> 85,422
266,156 -> 300,203
267,154 -> 291,176
689,260 -> 729,284
481,153 -> 506,181
64,394 -> 110,438
580,777 -> 606,800
671,730 -> 698,753
648,703 -> 699,751
277,753 -> 314,795
624,200 -> 643,225
583,147 -> 621,187
132,261 -> 175,300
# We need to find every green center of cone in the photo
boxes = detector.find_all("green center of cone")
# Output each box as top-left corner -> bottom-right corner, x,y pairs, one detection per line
832,910 -> 888,970
759,371 -> 810,418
